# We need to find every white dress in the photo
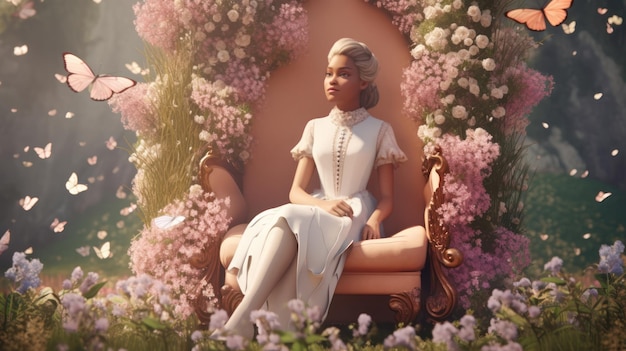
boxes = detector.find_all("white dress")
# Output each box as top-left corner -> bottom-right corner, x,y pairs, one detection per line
228,107 -> 407,320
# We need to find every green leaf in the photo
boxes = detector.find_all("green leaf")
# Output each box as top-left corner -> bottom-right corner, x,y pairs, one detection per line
541,276 -> 567,285
142,316 -> 167,330
82,281 -> 107,299
304,334 -> 327,344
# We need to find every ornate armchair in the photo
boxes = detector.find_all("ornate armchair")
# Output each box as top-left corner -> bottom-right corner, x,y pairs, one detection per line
191,147 -> 462,326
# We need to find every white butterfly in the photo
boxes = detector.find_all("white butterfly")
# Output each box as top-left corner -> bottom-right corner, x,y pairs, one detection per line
561,21 -> 576,34
34,142 -> 52,159
19,195 -> 39,211
93,241 -> 111,259
66,172 -> 88,195
152,215 -> 185,229
14,45 -> 28,56
0,230 -> 10,256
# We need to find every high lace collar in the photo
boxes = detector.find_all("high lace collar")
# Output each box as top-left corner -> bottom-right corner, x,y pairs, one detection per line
329,107 -> 369,127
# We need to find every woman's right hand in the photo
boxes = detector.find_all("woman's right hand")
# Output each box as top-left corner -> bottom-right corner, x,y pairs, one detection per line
321,199 -> 353,218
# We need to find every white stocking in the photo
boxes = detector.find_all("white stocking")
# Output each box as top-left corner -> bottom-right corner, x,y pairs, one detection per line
223,218 -> 297,338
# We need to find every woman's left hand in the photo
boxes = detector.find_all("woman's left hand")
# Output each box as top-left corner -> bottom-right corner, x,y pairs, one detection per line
361,222 -> 380,240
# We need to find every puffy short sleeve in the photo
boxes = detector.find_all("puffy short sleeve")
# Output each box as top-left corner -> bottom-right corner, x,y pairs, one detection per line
375,122 -> 408,168
290,119 -> 315,160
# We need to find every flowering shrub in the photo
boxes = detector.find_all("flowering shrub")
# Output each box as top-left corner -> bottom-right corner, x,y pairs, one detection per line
108,1 -> 309,318
128,184 -> 231,320
371,0 -> 554,312
1,240 -> 624,350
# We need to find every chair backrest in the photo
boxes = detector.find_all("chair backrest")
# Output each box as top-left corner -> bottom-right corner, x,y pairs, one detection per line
236,0 -> 426,235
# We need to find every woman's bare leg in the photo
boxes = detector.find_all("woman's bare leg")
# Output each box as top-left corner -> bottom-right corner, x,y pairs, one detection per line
223,218 -> 297,338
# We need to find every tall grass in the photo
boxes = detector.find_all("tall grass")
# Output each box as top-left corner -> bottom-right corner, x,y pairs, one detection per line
133,42 -> 205,223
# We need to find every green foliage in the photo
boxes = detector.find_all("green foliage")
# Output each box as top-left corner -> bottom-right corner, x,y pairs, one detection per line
523,173 -> 626,274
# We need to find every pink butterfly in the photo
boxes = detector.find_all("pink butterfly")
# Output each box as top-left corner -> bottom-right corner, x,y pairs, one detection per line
62,52 -> 136,101
13,1 -> 36,20
50,218 -> 67,233
105,136 -> 117,150
19,196 -> 39,211
34,142 -> 52,159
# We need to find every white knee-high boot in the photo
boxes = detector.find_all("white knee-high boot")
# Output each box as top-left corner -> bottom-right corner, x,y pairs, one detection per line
223,218 -> 297,338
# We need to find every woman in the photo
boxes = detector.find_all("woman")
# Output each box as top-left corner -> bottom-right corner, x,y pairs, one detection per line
223,38 -> 407,337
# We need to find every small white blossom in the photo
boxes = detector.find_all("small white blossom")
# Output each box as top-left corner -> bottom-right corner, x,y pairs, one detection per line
481,10 -> 493,27
452,105 -> 468,119
492,106 -> 506,118
482,58 -> 496,71
217,50 -> 230,62
467,5 -> 481,21
227,9 -> 239,22
475,34 -> 489,49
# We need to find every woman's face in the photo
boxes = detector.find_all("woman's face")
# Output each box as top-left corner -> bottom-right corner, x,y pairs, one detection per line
324,54 -> 368,111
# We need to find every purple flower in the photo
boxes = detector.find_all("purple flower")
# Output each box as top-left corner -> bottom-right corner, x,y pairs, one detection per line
225,334 -> 246,350
383,326 -> 416,350
488,319 -> 518,341
4,252 -> 43,294
190,330 -> 203,343
94,317 -> 109,333
457,315 -> 476,342
543,256 -> 563,275
356,313 -> 372,336
209,309 -> 228,331
431,321 -> 459,350
513,277 -> 531,288
70,266 -> 83,283
527,306 -> 541,318
79,272 -> 100,294
598,240 -> 624,275
581,288 -> 598,302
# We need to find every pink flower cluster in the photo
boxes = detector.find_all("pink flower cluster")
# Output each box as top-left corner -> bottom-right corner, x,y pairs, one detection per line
128,185 -> 231,319
133,0 -> 179,51
496,62 -> 554,136
448,225 -> 530,309
108,82 -> 156,137
191,76 -> 253,168
401,51 -> 461,123
436,128 -> 500,228
254,1 -> 309,71
366,0 -> 423,34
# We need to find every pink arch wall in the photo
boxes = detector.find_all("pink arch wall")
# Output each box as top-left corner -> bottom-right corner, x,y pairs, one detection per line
242,0 -> 425,234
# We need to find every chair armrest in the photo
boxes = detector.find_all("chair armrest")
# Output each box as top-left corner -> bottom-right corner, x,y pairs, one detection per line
421,147 -> 463,322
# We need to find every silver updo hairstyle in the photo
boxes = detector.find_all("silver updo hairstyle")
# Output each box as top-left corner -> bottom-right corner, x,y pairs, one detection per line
327,38 -> 379,110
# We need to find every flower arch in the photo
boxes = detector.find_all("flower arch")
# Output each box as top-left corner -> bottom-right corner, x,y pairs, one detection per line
109,0 -> 553,320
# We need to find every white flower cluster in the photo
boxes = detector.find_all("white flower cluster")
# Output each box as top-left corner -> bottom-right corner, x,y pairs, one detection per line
411,0 -> 513,135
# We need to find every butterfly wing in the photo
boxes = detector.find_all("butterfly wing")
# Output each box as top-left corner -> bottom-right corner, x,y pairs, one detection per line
0,230 -> 10,255
34,142 -> 52,159
506,8 -> 547,31
63,53 -> 96,93
66,172 -> 88,195
543,0 -> 573,26
20,196 -> 39,211
89,75 -> 136,101
152,215 -> 185,229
